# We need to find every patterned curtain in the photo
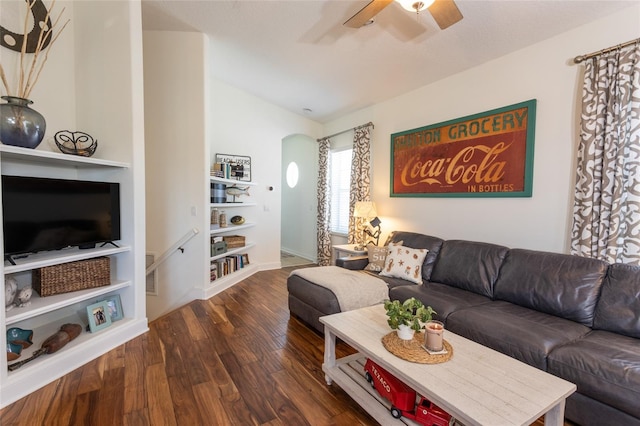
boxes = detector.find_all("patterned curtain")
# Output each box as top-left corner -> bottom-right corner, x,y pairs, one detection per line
348,125 -> 373,245
316,138 -> 332,266
571,42 -> 640,264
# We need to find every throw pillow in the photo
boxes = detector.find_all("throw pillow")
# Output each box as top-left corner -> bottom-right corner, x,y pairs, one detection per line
364,246 -> 389,272
363,240 -> 404,272
380,245 -> 428,284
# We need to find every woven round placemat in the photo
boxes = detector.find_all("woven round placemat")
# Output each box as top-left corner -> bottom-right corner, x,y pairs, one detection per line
381,331 -> 453,364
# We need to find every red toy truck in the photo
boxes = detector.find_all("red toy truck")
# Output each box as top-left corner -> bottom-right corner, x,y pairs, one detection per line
364,358 -> 455,426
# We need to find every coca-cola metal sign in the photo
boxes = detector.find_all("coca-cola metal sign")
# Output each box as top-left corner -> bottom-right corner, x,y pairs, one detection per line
391,100 -> 536,197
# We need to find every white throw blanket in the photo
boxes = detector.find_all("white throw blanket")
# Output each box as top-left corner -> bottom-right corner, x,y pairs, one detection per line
290,266 -> 388,311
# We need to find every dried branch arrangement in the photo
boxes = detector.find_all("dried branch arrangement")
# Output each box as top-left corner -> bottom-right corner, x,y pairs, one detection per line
0,0 -> 69,99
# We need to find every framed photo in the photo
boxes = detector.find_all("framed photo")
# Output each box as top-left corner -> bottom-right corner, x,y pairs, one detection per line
241,253 -> 250,266
390,99 -> 536,198
86,301 -> 112,333
214,153 -> 252,182
103,294 -> 124,322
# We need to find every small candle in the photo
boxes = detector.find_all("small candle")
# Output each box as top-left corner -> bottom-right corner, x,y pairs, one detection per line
425,320 -> 444,352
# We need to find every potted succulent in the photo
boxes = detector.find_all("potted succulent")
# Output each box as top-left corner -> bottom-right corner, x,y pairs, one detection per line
384,298 -> 436,340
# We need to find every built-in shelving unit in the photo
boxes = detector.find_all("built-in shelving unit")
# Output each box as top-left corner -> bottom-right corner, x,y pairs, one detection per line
0,146 -> 147,407
205,176 -> 258,298
0,0 -> 147,408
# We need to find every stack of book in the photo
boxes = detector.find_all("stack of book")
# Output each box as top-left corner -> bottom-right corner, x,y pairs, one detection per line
210,253 -> 250,281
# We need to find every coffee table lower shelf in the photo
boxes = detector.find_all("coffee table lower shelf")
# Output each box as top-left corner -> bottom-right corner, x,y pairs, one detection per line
323,353 -> 424,426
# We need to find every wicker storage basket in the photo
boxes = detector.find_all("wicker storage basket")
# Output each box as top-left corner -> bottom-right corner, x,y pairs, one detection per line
223,235 -> 245,248
33,257 -> 111,297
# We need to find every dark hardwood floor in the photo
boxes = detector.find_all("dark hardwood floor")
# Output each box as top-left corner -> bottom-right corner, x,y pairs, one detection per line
1,266 -> 570,425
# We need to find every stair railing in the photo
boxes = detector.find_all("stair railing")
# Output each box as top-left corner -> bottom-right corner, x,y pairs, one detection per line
146,227 -> 199,276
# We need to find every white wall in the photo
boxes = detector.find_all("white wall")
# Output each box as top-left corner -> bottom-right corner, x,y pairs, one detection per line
143,31 -> 208,320
208,78 -> 322,268
324,5 -> 640,254
281,134 -> 317,261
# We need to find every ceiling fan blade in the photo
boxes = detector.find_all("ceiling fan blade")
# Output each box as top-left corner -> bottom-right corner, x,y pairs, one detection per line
428,0 -> 463,30
344,0 -> 394,28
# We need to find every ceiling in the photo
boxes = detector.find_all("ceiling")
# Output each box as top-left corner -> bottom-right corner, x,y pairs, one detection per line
141,0 -> 635,123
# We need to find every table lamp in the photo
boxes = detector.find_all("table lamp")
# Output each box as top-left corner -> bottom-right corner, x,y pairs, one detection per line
353,201 -> 378,250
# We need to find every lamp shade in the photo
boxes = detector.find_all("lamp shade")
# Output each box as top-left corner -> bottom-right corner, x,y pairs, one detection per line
353,201 -> 378,218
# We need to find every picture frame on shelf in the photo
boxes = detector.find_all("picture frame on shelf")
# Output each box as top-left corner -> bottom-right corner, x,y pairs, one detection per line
242,253 -> 250,266
102,294 -> 124,322
87,301 -> 112,332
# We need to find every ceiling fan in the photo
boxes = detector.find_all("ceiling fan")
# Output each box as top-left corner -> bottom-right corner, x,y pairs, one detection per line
344,0 -> 463,30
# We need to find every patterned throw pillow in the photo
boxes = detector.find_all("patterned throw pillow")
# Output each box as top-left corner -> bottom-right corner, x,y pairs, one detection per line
364,246 -> 389,272
363,241 -> 404,272
379,245 -> 429,284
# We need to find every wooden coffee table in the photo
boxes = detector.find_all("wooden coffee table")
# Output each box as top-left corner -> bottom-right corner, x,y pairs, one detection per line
320,304 -> 576,426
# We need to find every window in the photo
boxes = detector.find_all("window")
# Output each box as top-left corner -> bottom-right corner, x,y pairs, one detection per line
286,161 -> 299,188
330,148 -> 352,234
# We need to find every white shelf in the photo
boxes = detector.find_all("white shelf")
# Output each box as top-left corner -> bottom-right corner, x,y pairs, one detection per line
210,202 -> 257,208
210,222 -> 255,235
0,145 -> 129,168
210,176 -> 258,186
210,242 -> 255,261
205,263 -> 260,297
4,245 -> 131,274
6,280 -> 131,325
6,314 -> 141,378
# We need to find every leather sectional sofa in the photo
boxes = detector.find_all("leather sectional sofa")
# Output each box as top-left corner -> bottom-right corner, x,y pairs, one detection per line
286,231 -> 640,426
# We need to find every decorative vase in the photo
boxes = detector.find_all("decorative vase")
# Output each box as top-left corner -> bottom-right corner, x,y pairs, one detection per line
0,96 -> 46,149
396,324 -> 415,340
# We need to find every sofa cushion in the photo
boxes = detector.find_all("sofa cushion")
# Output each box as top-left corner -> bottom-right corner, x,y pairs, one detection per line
389,282 -> 492,323
429,240 -> 508,298
287,273 -> 341,315
594,262 -> 640,338
446,301 -> 591,370
493,249 -> 608,327
548,330 -> 640,419
380,245 -> 428,284
371,273 -> 418,290
384,232 -> 444,282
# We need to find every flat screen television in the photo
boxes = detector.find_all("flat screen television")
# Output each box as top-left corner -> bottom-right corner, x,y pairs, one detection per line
2,175 -> 121,261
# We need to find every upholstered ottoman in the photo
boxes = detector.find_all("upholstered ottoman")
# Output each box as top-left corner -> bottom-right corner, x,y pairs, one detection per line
287,266 -> 388,334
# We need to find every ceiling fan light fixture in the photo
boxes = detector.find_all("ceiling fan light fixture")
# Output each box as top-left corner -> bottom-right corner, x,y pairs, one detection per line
397,0 -> 435,13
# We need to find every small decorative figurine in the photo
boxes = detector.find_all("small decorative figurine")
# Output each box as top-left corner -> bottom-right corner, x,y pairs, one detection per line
230,215 -> 245,225
15,286 -> 33,308
7,327 -> 33,348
